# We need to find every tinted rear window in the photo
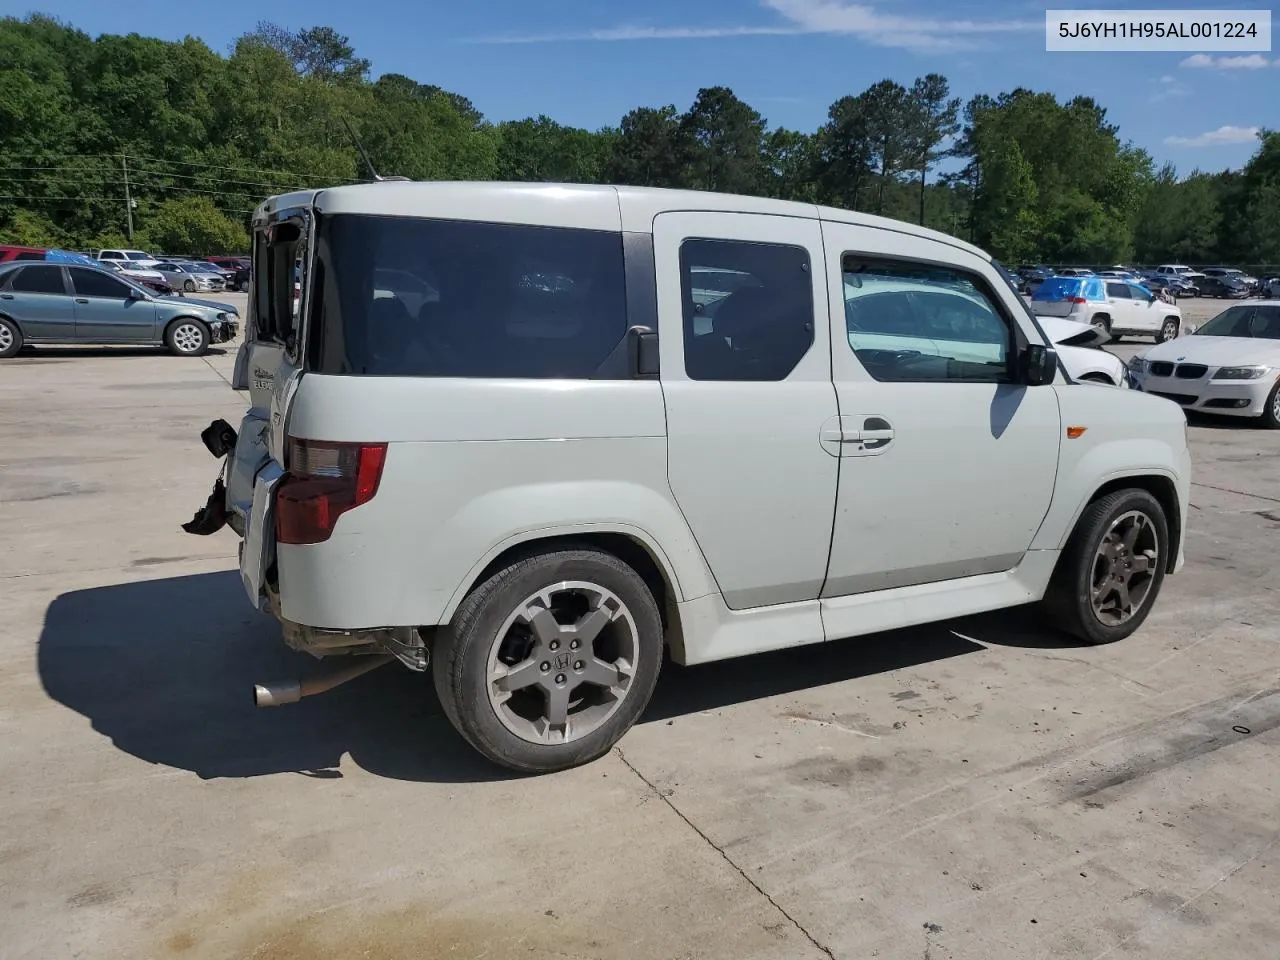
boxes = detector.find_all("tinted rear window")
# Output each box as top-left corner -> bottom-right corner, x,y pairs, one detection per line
308,214 -> 628,378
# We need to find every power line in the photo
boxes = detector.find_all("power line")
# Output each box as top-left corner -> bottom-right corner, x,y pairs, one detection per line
0,177 -> 274,201
0,166 -> 307,191
0,151 -> 361,183
0,194 -> 127,202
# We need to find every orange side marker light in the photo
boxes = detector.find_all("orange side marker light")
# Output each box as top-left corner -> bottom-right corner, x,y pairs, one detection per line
1066,426 -> 1087,439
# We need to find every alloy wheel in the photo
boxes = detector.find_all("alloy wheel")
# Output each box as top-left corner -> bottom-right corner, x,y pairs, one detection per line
1090,510 -> 1159,626
0,324 -> 12,352
486,581 -> 638,745
173,322 -> 204,354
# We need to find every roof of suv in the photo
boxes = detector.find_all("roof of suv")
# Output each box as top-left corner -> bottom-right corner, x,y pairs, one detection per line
256,181 -> 990,262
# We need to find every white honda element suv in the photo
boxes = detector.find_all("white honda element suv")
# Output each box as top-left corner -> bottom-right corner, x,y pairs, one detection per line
186,181 -> 1191,773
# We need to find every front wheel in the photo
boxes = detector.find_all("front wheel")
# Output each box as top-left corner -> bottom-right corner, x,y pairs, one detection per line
432,548 -> 664,773
1261,380 -> 1280,430
0,316 -> 22,359
1157,317 -> 1179,343
165,319 -> 209,357
1039,489 -> 1168,645
239,280 -> 250,293
183,279 -> 196,293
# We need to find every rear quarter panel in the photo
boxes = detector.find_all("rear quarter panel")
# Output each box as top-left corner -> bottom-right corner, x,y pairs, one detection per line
276,376 -> 715,629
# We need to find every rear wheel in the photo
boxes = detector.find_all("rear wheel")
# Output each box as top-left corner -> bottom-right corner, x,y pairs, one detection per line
1040,489 -> 1168,645
1090,315 -> 1115,342
0,316 -> 22,359
1261,381 -> 1280,430
433,548 -> 664,773
1157,317 -> 1179,343
165,319 -> 209,357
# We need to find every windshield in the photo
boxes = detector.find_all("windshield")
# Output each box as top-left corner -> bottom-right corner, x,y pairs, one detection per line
1194,305 -> 1280,339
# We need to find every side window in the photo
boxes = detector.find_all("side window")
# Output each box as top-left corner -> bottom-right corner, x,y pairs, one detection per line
679,238 -> 814,382
1105,282 -> 1130,299
10,265 -> 66,295
100,252 -> 122,261
1127,283 -> 1150,300
69,268 -> 131,299
1250,305 -> 1280,338
14,252 -> 45,261
843,257 -> 1013,383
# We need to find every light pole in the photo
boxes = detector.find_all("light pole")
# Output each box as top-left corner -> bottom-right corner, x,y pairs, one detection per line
122,155 -> 135,241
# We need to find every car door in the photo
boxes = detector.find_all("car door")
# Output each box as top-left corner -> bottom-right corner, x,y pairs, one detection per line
67,267 -> 156,341
1103,281 -> 1138,331
819,220 -> 1061,609
654,211 -> 839,610
1,264 -> 75,341
1125,283 -> 1162,332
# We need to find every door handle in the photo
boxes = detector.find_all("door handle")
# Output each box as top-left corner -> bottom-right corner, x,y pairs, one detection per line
859,428 -> 895,442
75,297 -> 89,304
0,293 -> 13,300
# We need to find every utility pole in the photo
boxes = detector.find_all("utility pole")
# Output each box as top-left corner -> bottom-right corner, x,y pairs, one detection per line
122,154 -> 134,241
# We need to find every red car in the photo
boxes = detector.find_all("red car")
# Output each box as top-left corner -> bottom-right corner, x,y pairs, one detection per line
0,245 -> 48,263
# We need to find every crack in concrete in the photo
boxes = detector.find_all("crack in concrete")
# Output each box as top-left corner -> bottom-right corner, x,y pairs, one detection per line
1191,481 -> 1280,505
614,747 -> 837,960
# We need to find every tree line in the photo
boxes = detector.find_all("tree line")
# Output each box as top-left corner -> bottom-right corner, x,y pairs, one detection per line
1,14 -> 1276,265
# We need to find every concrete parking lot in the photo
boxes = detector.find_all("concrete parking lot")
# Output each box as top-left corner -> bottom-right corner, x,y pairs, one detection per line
1,292 -> 1277,960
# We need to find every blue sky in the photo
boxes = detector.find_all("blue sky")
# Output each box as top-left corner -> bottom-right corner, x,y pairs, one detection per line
24,0 -> 1279,173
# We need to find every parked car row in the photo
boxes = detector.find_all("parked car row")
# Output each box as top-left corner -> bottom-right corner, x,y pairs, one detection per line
0,259 -> 239,359
1011,263 -> 1277,301
94,249 -> 251,293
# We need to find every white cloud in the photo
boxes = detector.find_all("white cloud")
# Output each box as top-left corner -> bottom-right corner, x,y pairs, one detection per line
1164,125 -> 1261,147
470,0 -> 1038,51
1159,75 -> 1175,83
1180,53 -> 1275,69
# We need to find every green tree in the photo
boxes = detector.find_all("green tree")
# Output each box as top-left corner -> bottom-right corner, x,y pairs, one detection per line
605,105 -> 683,186
905,74 -> 960,226
817,95 -> 874,211
139,195 -> 247,255
677,87 -> 766,194
859,80 -> 912,215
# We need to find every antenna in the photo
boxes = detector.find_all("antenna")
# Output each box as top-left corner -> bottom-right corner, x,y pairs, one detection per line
340,116 -> 392,182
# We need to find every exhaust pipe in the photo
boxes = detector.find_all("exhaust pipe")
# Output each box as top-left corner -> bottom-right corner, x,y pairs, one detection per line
253,654 -> 394,708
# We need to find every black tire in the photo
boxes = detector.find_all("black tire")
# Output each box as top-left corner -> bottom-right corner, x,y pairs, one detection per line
0,316 -> 22,359
1039,489 -> 1168,645
1090,315 -> 1113,342
433,548 -> 664,774
164,318 -> 209,357
1078,373 -> 1114,385
239,280 -> 250,293
1260,380 -> 1280,430
1156,317 -> 1180,343
183,279 -> 196,293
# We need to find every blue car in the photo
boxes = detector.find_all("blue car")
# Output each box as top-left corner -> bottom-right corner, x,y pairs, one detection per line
0,261 -> 239,358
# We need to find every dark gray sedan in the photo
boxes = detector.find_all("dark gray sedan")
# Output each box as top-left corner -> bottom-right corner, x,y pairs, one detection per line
0,262 -> 239,358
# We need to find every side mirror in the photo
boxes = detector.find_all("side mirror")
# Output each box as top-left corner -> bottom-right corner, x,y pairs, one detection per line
628,326 -> 659,378
128,287 -> 146,300
1020,343 -> 1058,386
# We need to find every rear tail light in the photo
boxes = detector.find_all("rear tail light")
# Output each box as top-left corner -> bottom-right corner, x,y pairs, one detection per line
1069,296 -> 1088,304
275,439 -> 387,545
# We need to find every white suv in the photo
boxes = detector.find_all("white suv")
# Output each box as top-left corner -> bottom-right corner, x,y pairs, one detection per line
1154,264 -> 1207,281
186,182 -> 1191,773
96,248 -> 161,268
